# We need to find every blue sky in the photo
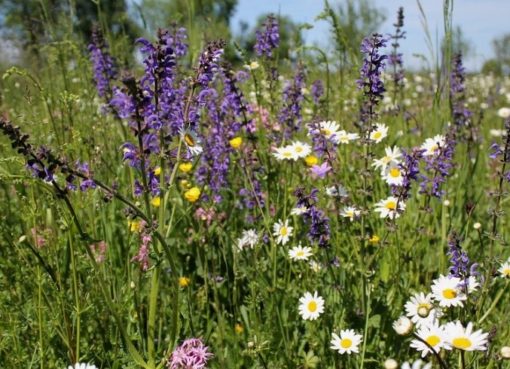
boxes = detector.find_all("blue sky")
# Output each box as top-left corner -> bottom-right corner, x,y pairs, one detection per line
230,0 -> 510,70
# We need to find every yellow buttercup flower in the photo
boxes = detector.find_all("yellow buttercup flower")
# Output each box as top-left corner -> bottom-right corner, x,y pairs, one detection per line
304,155 -> 319,167
151,196 -> 161,207
235,323 -> 244,334
179,162 -> 193,173
184,187 -> 201,202
154,167 -> 161,176
128,220 -> 142,233
369,235 -> 380,244
178,276 -> 191,287
229,137 -> 243,149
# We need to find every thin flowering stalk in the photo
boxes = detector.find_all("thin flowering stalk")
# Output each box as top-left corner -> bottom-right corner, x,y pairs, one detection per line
389,7 -> 406,104
0,118 -> 152,369
278,65 -> 306,138
357,33 -> 388,129
88,25 -> 117,100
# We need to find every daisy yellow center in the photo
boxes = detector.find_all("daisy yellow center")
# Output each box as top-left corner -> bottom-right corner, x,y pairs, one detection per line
346,211 -> 354,217
296,250 -> 305,257
307,301 -> 317,312
340,338 -> 353,349
442,288 -> 457,299
452,337 -> 472,350
390,168 -> 401,178
283,151 -> 292,158
430,144 -> 439,153
385,201 -> 397,210
425,335 -> 441,347
280,227 -> 288,236
417,303 -> 431,317
373,131 -> 382,139
321,128 -> 332,135
184,133 -> 196,147
382,156 -> 391,163
503,268 -> 510,277
295,146 -> 303,153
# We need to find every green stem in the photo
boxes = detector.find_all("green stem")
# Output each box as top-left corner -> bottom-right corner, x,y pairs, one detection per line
69,235 -> 81,362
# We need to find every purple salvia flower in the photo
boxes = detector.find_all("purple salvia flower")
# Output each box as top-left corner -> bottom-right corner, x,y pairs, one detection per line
167,25 -> 188,58
168,338 -> 213,369
254,15 -> 280,57
419,131 -> 456,198
88,26 -> 117,99
357,33 -> 388,127
490,118 -> 510,183
294,188 -> 330,248
196,40 -> 225,87
391,147 -> 423,200
450,53 -> 472,129
447,232 -> 479,290
310,79 -> 324,106
278,65 -> 306,136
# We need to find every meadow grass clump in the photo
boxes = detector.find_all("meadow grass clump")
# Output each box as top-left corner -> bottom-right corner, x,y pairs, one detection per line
1,4 -> 510,369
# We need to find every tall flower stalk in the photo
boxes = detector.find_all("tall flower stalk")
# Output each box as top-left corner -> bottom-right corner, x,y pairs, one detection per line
389,7 -> 406,105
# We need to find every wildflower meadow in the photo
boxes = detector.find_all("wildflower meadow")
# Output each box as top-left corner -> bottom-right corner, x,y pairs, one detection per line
1,1 -> 510,368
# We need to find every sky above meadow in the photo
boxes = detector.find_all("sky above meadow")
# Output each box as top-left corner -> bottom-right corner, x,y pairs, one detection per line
231,0 -> 510,71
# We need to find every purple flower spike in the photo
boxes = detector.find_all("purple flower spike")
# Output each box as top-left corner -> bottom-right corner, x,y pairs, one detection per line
254,15 -> 280,57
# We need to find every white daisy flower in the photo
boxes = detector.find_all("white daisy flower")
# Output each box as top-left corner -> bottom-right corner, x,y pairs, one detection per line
382,163 -> 404,186
431,275 -> 466,308
421,135 -> 445,156
291,206 -> 308,216
273,219 -> 293,245
404,292 -> 441,327
289,141 -> 311,159
315,120 -> 341,140
463,276 -> 480,294
273,146 -> 296,161
401,359 -> 432,369
298,291 -> 325,320
393,316 -> 413,336
330,329 -> 363,354
332,130 -> 359,144
237,229 -> 259,250
500,346 -> 510,359
372,146 -> 402,171
374,196 -> 405,219
410,322 -> 450,357
383,358 -> 398,369
498,259 -> 510,278
340,206 -> 360,221
288,245 -> 313,261
444,321 -> 489,351
325,185 -> 348,198
68,364 -> 98,369
180,128 -> 203,156
498,107 -> 510,119
369,123 -> 388,143
309,260 -> 322,272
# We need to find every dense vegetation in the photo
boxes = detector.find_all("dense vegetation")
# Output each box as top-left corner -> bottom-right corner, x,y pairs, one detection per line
1,1 -> 510,369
